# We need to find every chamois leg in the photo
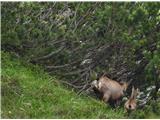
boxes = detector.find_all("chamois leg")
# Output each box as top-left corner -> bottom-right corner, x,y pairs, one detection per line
102,92 -> 111,103
115,98 -> 122,107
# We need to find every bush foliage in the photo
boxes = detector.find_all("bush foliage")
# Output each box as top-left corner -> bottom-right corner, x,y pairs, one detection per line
2,2 -> 160,98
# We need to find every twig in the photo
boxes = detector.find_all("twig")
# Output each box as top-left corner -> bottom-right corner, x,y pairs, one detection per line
63,67 -> 89,76
45,60 -> 81,69
34,45 -> 65,61
77,84 -> 88,95
59,80 -> 84,89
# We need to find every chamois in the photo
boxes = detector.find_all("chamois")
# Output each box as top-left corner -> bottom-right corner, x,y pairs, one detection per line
91,75 -> 132,106
124,86 -> 139,111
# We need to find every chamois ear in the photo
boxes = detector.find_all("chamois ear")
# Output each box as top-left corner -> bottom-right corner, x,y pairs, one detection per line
127,79 -> 133,86
120,79 -> 132,89
130,86 -> 135,99
130,86 -> 139,99
133,88 -> 139,99
119,81 -> 128,91
121,79 -> 132,87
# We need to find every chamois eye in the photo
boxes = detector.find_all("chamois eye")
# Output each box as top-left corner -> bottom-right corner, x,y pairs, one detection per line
129,105 -> 131,109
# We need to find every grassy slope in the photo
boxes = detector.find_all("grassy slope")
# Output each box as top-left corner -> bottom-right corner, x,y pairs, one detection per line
1,52 -> 125,119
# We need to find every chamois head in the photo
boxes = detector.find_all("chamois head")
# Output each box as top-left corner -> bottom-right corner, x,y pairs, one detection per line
120,79 -> 133,92
91,80 -> 98,89
124,86 -> 139,111
90,80 -> 103,99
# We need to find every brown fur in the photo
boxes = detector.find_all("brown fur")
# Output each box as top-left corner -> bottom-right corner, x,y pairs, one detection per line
92,76 -> 131,105
124,86 -> 139,111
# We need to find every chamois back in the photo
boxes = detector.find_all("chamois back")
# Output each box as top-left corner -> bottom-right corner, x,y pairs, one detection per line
91,75 -> 131,105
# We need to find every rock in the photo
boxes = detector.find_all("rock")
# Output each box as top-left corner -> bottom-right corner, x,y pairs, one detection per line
146,86 -> 156,91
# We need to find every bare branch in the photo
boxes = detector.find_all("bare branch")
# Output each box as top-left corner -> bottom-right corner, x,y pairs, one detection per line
60,80 -> 84,89
35,45 -> 65,61
45,60 -> 81,69
63,68 -> 88,76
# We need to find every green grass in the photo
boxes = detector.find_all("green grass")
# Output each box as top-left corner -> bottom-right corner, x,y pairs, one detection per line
1,51 -> 126,119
